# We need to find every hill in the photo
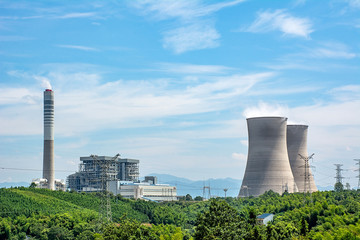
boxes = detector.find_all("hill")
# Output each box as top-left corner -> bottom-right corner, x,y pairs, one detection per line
149,173 -> 242,197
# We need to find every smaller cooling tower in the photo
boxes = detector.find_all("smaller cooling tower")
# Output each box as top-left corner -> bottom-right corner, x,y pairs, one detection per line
287,125 -> 317,193
239,117 -> 297,197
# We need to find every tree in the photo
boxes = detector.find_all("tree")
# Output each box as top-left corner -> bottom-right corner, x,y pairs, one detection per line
335,182 -> 344,192
194,200 -> 248,240
194,196 -> 203,201
185,194 -> 193,201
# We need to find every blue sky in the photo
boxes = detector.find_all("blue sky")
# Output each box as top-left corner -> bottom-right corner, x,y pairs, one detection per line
0,0 -> 359,188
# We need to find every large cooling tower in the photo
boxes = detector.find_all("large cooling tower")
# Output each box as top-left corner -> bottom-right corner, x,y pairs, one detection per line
43,89 -> 55,190
287,125 -> 317,193
238,117 -> 297,197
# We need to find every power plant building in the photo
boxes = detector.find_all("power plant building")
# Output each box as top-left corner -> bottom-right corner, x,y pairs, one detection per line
67,156 -> 177,201
239,117 -> 298,197
287,125 -> 317,193
109,180 -> 177,202
67,156 -> 140,192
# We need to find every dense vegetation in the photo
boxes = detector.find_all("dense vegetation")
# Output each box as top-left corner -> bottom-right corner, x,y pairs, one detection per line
1,187 -> 360,239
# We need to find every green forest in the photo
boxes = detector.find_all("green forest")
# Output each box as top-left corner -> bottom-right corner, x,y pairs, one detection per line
1,187 -> 360,239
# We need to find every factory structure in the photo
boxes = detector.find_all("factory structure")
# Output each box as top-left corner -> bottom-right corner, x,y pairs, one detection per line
239,117 -> 317,197
32,89 -> 65,190
67,156 -> 177,202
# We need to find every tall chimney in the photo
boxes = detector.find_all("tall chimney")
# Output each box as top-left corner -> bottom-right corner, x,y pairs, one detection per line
43,89 -> 55,190
238,117 -> 297,197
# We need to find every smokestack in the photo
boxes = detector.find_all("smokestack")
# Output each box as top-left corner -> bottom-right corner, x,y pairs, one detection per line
287,125 -> 317,193
43,89 -> 55,190
239,117 -> 297,197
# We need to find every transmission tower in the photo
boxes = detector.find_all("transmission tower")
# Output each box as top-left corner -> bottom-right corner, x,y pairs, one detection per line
354,159 -> 360,190
203,186 -> 211,200
298,153 -> 314,193
334,164 -> 344,186
90,153 -> 120,223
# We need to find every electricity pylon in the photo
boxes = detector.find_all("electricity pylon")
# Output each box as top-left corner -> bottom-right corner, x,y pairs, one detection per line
298,153 -> 314,193
334,164 -> 344,185
90,153 -> 120,223
354,159 -> 360,190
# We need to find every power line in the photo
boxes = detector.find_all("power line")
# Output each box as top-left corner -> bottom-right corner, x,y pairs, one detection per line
0,167 -> 75,172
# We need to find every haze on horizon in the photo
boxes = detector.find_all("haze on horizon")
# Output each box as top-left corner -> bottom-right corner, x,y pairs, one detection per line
0,0 -> 359,188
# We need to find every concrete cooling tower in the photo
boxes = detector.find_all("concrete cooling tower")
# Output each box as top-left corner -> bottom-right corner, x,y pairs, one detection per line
43,89 -> 55,190
287,125 -> 317,193
238,117 -> 297,197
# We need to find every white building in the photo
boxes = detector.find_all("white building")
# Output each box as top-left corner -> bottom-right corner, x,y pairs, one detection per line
109,181 -> 177,202
32,178 -> 66,191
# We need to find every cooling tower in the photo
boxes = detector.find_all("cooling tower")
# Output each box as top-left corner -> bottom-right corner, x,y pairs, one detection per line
238,117 -> 297,197
43,89 -> 55,190
287,125 -> 317,193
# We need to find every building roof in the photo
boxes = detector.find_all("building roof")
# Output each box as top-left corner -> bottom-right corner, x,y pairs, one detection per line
257,213 -> 274,219
79,156 -> 139,163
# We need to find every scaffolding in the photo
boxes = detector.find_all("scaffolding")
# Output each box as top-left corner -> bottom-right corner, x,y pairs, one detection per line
67,156 -> 140,192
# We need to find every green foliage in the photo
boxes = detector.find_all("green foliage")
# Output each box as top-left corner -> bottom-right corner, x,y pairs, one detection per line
335,182 -> 344,192
194,200 -> 248,240
1,187 -> 360,239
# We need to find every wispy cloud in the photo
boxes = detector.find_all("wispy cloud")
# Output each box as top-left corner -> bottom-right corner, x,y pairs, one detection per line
305,42 -> 356,59
130,0 -> 244,53
0,36 -> 33,41
130,0 -> 244,21
347,0 -> 360,8
56,45 -> 99,51
0,65 -> 274,136
163,23 -> 220,54
55,12 -> 97,19
245,9 -> 313,38
156,63 -> 232,74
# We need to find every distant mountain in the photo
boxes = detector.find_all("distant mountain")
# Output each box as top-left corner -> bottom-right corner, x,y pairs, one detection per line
147,173 -> 242,198
0,182 -> 29,188
146,174 -> 336,197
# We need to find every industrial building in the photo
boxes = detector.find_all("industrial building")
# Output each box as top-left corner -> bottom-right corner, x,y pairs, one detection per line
287,125 -> 317,193
109,178 -> 177,202
32,178 -> 66,191
67,156 -> 140,192
239,117 -> 298,197
67,156 -> 177,201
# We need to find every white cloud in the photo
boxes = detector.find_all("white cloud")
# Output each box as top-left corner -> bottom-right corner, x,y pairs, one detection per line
0,66 -> 274,136
56,45 -> 99,51
130,0 -> 244,21
130,0 -> 244,53
245,9 -> 313,38
0,88 -> 39,105
163,24 -> 220,54
232,152 -> 247,161
303,42 -> 356,59
347,0 -> 360,8
55,12 -> 97,19
156,63 -> 231,74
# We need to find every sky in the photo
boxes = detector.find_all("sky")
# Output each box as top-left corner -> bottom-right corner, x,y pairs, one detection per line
0,0 -> 359,188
